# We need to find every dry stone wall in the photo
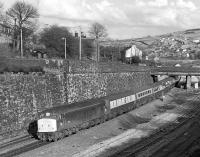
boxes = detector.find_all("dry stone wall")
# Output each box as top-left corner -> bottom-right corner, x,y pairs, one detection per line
0,59 -> 153,136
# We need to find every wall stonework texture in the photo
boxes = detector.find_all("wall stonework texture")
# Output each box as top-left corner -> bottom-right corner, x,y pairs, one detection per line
67,72 -> 152,104
0,59 -> 153,136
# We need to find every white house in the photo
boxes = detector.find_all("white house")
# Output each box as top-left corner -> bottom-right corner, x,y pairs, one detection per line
125,45 -> 142,59
193,39 -> 200,44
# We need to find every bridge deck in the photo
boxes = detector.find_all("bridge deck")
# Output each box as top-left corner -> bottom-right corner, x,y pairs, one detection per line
151,67 -> 200,76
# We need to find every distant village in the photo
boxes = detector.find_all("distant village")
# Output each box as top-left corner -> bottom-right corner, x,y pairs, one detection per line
100,29 -> 200,63
151,29 -> 200,60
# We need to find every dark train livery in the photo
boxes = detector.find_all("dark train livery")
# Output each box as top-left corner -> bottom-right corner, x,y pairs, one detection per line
31,77 -> 176,141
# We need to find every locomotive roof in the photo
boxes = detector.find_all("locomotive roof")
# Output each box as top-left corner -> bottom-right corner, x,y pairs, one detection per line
41,98 -> 105,115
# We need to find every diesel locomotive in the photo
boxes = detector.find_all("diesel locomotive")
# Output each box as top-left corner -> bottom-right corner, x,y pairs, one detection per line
30,77 -> 176,141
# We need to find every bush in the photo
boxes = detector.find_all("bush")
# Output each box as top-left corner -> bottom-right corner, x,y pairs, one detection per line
126,56 -> 141,65
0,58 -> 44,73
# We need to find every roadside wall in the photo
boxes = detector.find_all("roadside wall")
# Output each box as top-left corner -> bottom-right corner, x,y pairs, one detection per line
0,59 -> 153,135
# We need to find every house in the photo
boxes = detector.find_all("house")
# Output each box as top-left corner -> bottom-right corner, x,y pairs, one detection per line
119,45 -> 143,63
124,45 -> 142,59
193,39 -> 200,44
32,49 -> 47,58
0,23 -> 13,57
0,23 -> 12,44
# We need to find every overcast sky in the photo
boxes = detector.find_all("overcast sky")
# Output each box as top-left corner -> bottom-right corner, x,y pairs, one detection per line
1,0 -> 200,39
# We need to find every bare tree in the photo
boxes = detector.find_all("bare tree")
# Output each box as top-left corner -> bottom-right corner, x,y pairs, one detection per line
0,3 -> 4,23
6,1 -> 39,56
89,22 -> 108,61
0,2 -> 3,12
89,22 -> 108,39
0,3 -> 11,35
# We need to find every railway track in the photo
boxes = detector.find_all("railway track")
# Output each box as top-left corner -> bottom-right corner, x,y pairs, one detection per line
109,93 -> 200,157
0,135 -> 49,157
151,122 -> 200,157
0,135 -> 31,149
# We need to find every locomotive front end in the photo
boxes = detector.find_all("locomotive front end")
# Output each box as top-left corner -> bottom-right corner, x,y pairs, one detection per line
37,112 -> 60,141
38,118 -> 57,132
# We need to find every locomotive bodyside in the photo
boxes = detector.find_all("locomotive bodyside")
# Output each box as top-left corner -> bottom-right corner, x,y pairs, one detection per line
37,99 -> 106,141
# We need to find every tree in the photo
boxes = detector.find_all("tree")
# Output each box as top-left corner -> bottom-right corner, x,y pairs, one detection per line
131,56 -> 141,65
89,22 -> 108,39
88,22 -> 108,61
40,25 -> 77,58
0,3 -> 9,24
0,2 -> 3,20
6,1 -> 39,56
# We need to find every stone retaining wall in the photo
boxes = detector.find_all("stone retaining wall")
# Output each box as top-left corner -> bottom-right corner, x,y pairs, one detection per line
0,60 -> 153,136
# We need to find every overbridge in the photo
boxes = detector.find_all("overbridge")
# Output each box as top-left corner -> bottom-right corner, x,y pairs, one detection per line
151,67 -> 200,76
151,66 -> 200,89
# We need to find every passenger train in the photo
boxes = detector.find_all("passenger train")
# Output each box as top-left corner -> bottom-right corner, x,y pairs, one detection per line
29,77 -> 176,141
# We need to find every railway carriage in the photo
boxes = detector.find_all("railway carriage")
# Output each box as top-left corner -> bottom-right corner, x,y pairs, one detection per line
30,77 -> 176,141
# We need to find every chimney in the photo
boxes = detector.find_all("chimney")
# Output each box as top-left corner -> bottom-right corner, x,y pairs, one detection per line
75,32 -> 78,38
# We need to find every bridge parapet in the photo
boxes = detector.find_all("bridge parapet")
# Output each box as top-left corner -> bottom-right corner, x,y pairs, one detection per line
151,66 -> 200,89
151,66 -> 200,76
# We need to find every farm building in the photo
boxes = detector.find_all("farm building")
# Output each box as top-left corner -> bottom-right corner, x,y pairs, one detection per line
125,45 -> 142,59
121,45 -> 143,63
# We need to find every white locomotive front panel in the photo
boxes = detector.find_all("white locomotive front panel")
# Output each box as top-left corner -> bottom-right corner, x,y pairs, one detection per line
38,119 -> 57,132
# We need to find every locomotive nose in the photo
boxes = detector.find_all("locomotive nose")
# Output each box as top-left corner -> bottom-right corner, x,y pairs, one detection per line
38,118 -> 57,132
27,120 -> 38,138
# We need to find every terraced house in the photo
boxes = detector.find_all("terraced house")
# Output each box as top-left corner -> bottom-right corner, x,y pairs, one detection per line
0,22 -> 13,57
0,22 -> 12,44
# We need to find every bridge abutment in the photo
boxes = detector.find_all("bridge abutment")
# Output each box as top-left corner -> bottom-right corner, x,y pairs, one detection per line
186,75 -> 191,89
195,82 -> 198,89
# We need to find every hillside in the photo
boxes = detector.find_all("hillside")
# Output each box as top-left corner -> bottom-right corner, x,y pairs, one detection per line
100,28 -> 200,60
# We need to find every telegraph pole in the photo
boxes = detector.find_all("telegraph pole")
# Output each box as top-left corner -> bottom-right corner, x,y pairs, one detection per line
62,37 -> 67,59
20,27 -> 23,57
96,35 -> 99,62
79,26 -> 82,60
13,18 -> 16,49
64,38 -> 66,59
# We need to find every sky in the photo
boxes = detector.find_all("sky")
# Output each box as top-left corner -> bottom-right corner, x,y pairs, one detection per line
1,0 -> 200,39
